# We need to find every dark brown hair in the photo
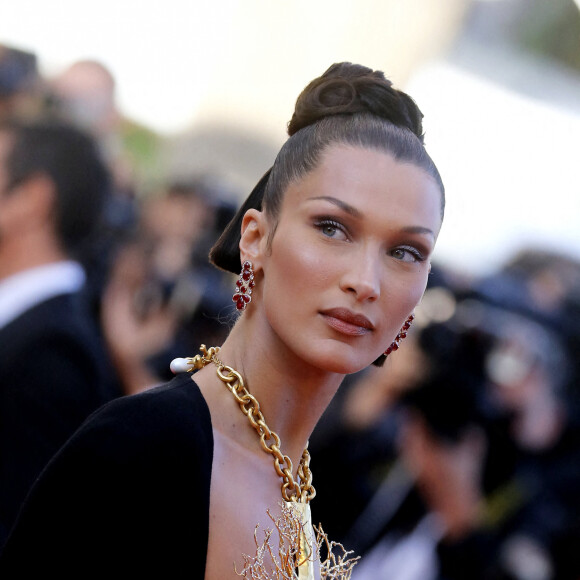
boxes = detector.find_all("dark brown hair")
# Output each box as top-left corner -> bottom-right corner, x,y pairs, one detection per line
0,118 -> 111,256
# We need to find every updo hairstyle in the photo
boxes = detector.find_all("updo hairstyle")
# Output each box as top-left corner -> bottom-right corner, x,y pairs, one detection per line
210,62 -> 444,277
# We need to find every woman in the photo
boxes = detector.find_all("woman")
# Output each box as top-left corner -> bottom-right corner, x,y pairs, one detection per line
0,62 -> 444,578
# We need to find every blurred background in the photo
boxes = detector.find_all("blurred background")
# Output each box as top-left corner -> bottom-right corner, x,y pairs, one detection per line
1,0 -> 580,578
2,0 -> 579,276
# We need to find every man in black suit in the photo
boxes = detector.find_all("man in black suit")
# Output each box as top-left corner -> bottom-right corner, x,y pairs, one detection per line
0,119 -> 123,547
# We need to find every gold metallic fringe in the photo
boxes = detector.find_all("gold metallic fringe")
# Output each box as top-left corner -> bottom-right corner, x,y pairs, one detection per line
235,503 -> 359,579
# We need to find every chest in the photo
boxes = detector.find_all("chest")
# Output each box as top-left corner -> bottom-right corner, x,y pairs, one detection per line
204,431 -> 320,579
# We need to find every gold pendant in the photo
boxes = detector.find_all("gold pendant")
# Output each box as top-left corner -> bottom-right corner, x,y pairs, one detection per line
286,501 -> 315,580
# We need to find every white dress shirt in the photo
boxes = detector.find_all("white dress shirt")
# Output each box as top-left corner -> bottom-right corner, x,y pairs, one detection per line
0,261 -> 86,330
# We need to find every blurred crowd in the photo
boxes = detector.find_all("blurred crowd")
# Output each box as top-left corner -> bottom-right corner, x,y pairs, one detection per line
2,42 -> 580,579
0,42 -> 236,389
310,254 -> 580,580
0,42 -> 236,548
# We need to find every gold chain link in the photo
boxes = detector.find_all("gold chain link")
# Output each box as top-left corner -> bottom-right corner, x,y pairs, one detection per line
188,345 -> 316,504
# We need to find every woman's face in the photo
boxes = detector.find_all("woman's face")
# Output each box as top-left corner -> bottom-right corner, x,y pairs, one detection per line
251,144 -> 442,375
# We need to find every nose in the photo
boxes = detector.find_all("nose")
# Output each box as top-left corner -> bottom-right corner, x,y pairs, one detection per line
339,248 -> 381,302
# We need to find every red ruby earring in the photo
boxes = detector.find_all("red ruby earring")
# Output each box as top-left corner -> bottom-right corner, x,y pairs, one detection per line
232,260 -> 255,311
384,313 -> 415,357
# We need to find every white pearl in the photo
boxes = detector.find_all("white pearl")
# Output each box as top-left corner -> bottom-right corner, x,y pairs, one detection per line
170,357 -> 191,374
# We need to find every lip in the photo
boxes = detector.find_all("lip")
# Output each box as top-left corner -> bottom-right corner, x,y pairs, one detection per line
320,307 -> 375,336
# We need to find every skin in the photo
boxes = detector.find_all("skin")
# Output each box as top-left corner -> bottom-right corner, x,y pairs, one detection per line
0,131 -> 64,280
196,144 -> 442,579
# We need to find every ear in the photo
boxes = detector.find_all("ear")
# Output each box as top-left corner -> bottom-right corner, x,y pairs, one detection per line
239,208 -> 268,270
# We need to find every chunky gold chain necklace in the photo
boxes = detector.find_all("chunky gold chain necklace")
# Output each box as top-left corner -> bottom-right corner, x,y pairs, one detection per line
173,345 -> 359,578
184,344 -> 316,504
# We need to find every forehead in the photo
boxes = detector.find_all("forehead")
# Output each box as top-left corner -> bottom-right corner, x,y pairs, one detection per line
281,144 -> 442,232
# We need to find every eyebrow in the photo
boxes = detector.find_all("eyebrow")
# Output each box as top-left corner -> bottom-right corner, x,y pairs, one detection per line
308,196 -> 363,218
309,195 -> 435,238
401,225 -> 435,238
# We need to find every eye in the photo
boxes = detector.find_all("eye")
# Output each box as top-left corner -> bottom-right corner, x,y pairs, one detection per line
314,218 -> 349,241
390,246 -> 424,263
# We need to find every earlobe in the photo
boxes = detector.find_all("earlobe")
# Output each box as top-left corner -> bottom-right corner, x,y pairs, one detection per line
239,208 -> 267,268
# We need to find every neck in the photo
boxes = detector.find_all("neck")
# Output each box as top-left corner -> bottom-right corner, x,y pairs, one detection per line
196,313 -> 345,471
0,232 -> 67,281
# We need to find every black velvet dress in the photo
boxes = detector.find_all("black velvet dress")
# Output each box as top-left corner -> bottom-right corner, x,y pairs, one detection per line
0,373 -> 213,578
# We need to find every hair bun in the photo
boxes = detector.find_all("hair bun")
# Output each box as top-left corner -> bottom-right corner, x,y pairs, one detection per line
287,62 -> 424,141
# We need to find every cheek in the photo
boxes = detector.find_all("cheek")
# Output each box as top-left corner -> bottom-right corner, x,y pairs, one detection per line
406,275 -> 429,308
380,271 -> 428,334
384,261 -> 428,297
266,235 -> 336,294
259,232 -> 340,342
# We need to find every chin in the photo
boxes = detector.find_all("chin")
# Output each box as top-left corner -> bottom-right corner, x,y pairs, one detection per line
307,342 -> 377,375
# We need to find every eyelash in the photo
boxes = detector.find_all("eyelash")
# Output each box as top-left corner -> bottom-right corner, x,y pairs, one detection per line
391,246 -> 425,263
314,217 -> 426,263
314,218 -> 348,239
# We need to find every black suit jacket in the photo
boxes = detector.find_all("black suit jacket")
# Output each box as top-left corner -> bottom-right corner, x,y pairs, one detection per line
0,291 -> 122,546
